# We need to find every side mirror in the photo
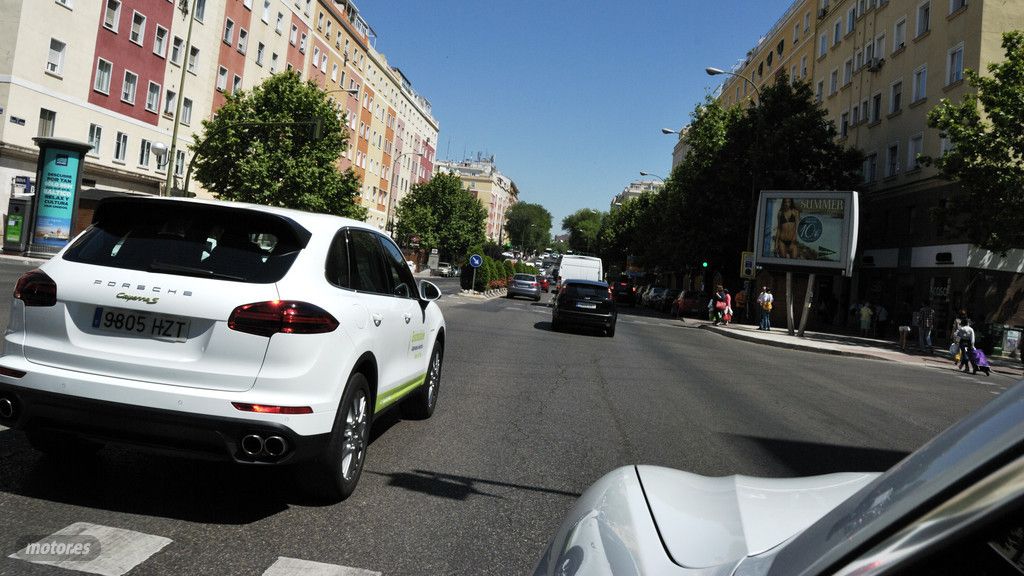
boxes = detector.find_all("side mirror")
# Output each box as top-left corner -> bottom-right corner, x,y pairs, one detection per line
419,280 -> 441,301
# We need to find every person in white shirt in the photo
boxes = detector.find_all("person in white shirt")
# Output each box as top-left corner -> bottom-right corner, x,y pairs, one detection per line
956,320 -> 979,374
756,287 -> 774,331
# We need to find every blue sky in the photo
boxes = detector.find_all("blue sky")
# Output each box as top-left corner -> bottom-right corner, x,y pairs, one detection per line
358,0 -> 796,235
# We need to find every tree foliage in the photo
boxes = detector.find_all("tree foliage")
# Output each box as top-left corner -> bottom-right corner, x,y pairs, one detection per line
395,172 -> 487,262
191,70 -> 366,219
505,202 -> 553,254
562,209 -> 605,254
927,31 -> 1024,254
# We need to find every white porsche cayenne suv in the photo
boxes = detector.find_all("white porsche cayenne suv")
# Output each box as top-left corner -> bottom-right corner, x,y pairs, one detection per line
0,196 -> 446,501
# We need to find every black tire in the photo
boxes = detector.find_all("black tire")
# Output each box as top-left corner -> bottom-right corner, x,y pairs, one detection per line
551,316 -> 561,332
607,322 -> 616,337
404,343 -> 443,420
25,429 -> 103,457
299,373 -> 372,502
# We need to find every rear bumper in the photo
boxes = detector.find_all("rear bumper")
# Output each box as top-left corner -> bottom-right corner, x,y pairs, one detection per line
0,381 -> 330,465
554,309 -> 616,328
508,286 -> 541,299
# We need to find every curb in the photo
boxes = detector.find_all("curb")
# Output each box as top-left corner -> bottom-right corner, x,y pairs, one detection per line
700,324 -> 895,362
459,288 -> 507,300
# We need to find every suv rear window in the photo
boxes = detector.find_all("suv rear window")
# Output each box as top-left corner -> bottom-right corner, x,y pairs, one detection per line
63,199 -> 308,284
564,284 -> 610,300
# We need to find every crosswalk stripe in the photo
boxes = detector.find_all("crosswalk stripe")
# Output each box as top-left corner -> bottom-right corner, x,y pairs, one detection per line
262,556 -> 381,576
9,522 -> 172,576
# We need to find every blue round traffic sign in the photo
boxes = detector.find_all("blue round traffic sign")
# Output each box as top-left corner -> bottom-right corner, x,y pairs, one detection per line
469,254 -> 482,268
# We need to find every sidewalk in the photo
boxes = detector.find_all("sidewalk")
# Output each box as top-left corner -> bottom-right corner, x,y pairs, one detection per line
700,320 -> 1024,377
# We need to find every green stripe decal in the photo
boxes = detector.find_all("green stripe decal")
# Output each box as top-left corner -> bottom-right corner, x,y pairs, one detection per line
375,373 -> 426,412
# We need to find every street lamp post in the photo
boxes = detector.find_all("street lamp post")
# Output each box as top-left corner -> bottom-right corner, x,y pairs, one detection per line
385,151 -> 423,235
639,171 -> 664,182
164,0 -> 199,196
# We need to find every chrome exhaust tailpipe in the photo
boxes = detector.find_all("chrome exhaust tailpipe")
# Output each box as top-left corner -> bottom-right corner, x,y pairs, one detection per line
240,434 -> 264,457
264,436 -> 287,457
0,397 -> 13,419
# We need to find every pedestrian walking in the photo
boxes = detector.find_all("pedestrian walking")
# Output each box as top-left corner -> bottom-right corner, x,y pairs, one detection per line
859,301 -> 874,337
955,320 -> 980,374
711,285 -> 729,326
734,289 -> 747,323
917,301 -> 935,353
757,287 -> 774,331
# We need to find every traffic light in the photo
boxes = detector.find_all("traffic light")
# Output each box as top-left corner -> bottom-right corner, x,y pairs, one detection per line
701,261 -> 708,268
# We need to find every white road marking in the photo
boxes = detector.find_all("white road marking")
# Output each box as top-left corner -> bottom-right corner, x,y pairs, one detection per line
9,522 -> 172,576
990,391 -> 1000,395
263,557 -> 381,576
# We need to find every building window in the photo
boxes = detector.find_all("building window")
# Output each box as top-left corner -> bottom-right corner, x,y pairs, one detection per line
829,69 -> 838,94
894,18 -> 906,51
815,80 -> 824,102
94,58 -> 112,93
908,134 -> 923,170
182,98 -> 192,125
833,19 -> 841,45
800,55 -> 808,77
949,0 -> 966,14
289,24 -> 297,45
947,43 -> 964,84
103,0 -> 120,32
818,33 -> 828,57
237,28 -> 247,54
840,112 -> 849,138
863,153 -> 877,183
912,65 -> 927,101
174,150 -> 185,176
262,0 -> 270,21
114,132 -> 128,162
846,7 -> 856,33
46,39 -> 65,76
216,66 -> 228,91
316,11 -> 323,30
243,0 -> 252,8
331,63 -> 338,82
276,12 -> 284,33
87,124 -> 102,156
270,52 -> 278,73
843,58 -> 853,84
193,0 -> 205,22
804,11 -> 810,31
855,48 -> 864,69
886,142 -> 900,177
874,33 -> 886,59
223,18 -> 234,44
171,36 -> 183,64
871,92 -> 882,122
121,70 -> 137,104
153,25 -> 168,57
164,89 -> 176,115
130,11 -> 145,45
38,109 -> 56,137
256,42 -> 265,65
55,0 -> 72,8
312,46 -> 320,66
852,104 -> 860,124
145,81 -> 160,112
232,74 -> 242,93
299,33 -> 307,53
916,1 -> 930,37
138,139 -> 151,167
890,80 -> 903,113
188,47 -> 199,73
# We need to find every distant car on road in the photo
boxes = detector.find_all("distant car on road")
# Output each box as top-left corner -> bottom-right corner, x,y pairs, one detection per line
659,288 -> 682,312
435,262 -> 452,277
642,287 -> 666,308
507,273 -> 542,301
611,278 -> 636,306
551,279 -> 617,337
536,381 -> 1024,576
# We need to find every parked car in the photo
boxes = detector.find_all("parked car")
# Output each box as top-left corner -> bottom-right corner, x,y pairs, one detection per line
507,273 -> 542,301
0,196 -> 447,502
674,290 -> 709,317
551,279 -> 617,337
536,382 -> 1024,576
642,287 -> 666,308
659,288 -> 682,312
435,262 -> 452,276
611,278 -> 637,306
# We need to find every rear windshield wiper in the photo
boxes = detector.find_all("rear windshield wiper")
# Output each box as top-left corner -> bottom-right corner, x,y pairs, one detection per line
148,261 -> 247,282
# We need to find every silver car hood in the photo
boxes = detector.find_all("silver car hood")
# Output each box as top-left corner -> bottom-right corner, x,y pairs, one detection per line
637,465 -> 879,569
535,466 -> 879,576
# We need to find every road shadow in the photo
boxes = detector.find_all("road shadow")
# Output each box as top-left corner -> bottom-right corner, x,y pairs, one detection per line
728,434 -> 911,475
533,321 -> 608,338
365,468 -> 581,501
0,412 -> 411,523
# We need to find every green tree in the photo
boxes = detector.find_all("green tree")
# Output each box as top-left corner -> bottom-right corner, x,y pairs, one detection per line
927,31 -> 1024,254
191,70 -> 366,219
562,209 -> 605,255
395,172 -> 487,262
505,202 -> 553,256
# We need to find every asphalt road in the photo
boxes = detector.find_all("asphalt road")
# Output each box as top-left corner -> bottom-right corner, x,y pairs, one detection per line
0,266 -> 1015,575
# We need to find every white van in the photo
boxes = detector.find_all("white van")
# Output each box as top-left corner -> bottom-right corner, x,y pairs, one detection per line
556,255 -> 604,289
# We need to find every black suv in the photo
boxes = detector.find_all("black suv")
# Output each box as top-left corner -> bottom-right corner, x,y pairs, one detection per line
551,280 -> 617,337
611,277 -> 636,306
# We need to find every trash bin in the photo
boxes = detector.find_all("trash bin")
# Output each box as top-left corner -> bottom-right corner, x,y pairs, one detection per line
3,196 -> 32,255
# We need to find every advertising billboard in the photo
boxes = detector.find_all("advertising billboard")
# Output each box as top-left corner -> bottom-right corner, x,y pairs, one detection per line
754,191 -> 859,275
28,138 -> 91,256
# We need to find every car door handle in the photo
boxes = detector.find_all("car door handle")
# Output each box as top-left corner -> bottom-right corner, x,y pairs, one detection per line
403,313 -> 411,324
372,313 -> 383,327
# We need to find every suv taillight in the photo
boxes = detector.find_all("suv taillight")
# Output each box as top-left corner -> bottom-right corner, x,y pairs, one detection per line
229,301 -> 339,337
14,269 -> 57,307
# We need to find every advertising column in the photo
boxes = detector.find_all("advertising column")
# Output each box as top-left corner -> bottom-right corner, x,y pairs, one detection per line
27,138 -> 92,257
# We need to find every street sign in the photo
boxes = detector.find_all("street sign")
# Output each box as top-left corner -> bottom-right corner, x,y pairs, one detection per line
740,251 -> 755,279
469,254 -> 482,268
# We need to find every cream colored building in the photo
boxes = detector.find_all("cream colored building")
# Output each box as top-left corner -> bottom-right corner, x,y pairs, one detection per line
610,180 -> 662,211
434,157 -> 518,243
